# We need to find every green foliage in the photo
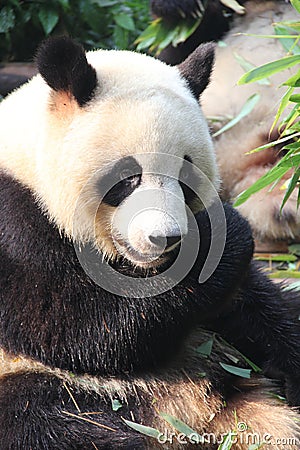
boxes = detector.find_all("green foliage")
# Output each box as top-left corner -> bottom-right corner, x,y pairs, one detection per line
219,362 -> 252,379
135,16 -> 202,55
135,0 -> 244,55
0,0 -> 150,61
159,412 -> 203,443
235,3 -> 300,210
213,93 -> 260,138
122,418 -> 161,439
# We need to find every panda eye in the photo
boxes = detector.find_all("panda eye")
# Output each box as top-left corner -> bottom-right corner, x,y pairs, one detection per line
98,156 -> 142,207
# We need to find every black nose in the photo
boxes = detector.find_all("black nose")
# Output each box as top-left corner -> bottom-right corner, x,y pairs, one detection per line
149,235 -> 181,250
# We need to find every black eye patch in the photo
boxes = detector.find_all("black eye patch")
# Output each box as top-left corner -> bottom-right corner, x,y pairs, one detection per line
97,156 -> 142,207
179,155 -> 200,206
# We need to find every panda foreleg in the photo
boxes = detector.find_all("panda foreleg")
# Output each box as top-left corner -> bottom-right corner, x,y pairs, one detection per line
0,371 -> 146,450
210,265 -> 300,407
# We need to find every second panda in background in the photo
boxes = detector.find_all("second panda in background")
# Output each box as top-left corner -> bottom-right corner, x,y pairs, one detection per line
152,0 -> 300,244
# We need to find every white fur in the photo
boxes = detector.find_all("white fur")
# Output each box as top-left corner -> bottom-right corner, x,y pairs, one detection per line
0,48 -> 218,265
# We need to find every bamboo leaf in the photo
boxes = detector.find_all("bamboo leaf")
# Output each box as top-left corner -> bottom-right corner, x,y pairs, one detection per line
270,87 -> 294,136
114,13 -> 135,31
219,363 -> 252,379
246,132 -> 300,154
38,7 -> 59,35
122,418 -> 161,439
291,0 -> 300,14
283,69 -> 300,87
280,167 -> 300,211
255,254 -> 297,262
268,271 -> 300,279
159,412 -> 203,443
213,94 -> 260,137
289,94 -> 300,102
111,399 -> 122,411
238,55 -> 300,85
234,166 -> 288,206
217,432 -> 235,450
234,53 -> 270,85
195,338 -> 214,357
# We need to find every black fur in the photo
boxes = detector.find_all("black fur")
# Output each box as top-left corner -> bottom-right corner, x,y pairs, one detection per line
0,173 -> 253,375
36,36 -> 97,106
0,371 -> 145,450
98,156 -> 142,207
0,172 -> 299,383
0,173 -> 300,448
178,43 -> 215,98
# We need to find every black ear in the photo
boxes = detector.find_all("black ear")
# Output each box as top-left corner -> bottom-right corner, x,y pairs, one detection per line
36,36 -> 97,107
178,43 -> 215,99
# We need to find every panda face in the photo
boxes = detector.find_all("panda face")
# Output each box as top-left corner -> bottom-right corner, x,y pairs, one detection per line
1,37 -> 218,269
64,90 -> 217,267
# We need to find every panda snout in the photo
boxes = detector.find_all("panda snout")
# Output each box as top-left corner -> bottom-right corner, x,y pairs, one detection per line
128,212 -> 184,257
148,234 -> 182,252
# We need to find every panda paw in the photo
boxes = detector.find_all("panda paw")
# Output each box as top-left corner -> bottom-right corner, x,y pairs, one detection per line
151,0 -> 203,20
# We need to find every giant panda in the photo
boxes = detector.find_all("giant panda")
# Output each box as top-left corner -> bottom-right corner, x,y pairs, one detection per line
151,0 -> 300,243
0,36 -> 300,449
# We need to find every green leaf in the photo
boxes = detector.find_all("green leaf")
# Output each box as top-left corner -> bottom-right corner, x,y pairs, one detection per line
195,338 -> 214,357
238,55 -> 300,85
280,167 -> 300,211
283,69 -> 300,87
213,94 -> 260,137
219,337 -> 262,373
157,26 -> 178,52
135,19 -> 163,51
172,18 -> 202,47
122,418 -> 161,439
234,165 -> 289,207
234,53 -> 270,85
219,363 -> 252,379
289,94 -> 300,102
57,0 -> 70,11
38,7 -> 59,35
246,132 -> 300,154
255,254 -> 297,262
0,6 -> 15,33
269,87 -> 294,136
217,431 -> 236,450
289,243 -> 300,256
114,13 -> 135,31
111,399 -> 122,411
239,355 -> 261,373
92,0 -> 119,6
269,270 -> 300,279
247,444 -> 265,450
274,25 -> 300,55
159,412 -> 203,443
224,353 -> 240,364
291,0 -> 300,14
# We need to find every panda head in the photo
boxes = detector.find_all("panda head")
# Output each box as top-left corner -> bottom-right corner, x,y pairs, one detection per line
35,37 -> 218,268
